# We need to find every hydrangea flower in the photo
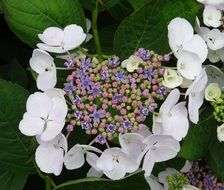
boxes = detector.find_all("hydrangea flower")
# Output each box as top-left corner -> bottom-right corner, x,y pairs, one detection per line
64,144 -> 102,170
162,69 -> 183,88
203,5 -> 222,27
19,92 -> 68,141
30,49 -> 57,91
37,24 -> 86,53
137,135 -> 180,177
205,83 -> 221,101
96,147 -> 139,180
152,89 -> 189,141
121,55 -> 143,72
35,133 -> 67,175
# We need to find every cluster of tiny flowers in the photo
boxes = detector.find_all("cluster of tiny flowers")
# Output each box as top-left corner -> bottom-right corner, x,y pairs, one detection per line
63,48 -> 170,144
211,92 -> 224,123
184,161 -> 224,190
167,173 -> 189,190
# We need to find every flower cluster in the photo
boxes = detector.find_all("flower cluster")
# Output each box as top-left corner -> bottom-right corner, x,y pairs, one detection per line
64,49 -> 169,143
17,1 -> 224,187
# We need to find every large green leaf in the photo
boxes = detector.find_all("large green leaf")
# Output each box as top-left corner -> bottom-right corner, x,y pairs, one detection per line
0,59 -> 28,88
0,170 -> 27,190
127,0 -> 149,9
114,0 -> 201,59
178,108 -> 217,160
79,0 -> 120,12
54,172 -> 150,190
0,79 -> 35,174
207,129 -> 224,180
3,0 -> 86,47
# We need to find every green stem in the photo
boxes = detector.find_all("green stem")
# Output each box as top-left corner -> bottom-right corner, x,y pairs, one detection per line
92,0 -> 103,61
79,47 -> 98,58
45,176 -> 52,190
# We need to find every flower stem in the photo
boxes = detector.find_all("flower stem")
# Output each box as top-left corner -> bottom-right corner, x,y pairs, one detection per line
45,176 -> 52,190
92,0 -> 103,61
56,67 -> 75,70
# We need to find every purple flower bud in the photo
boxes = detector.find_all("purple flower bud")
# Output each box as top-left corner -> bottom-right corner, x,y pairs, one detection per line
108,56 -> 120,67
106,124 -> 117,132
96,135 -> 106,144
123,120 -> 131,129
81,121 -> 92,130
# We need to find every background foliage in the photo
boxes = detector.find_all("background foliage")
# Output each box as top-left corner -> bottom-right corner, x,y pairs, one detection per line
0,0 -> 221,189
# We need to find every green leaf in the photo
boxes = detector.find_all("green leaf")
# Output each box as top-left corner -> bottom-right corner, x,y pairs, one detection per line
0,59 -> 28,88
108,0 -> 134,22
80,0 -> 120,12
0,169 -> 27,190
114,0 -> 201,59
127,0 -> 149,9
178,108 -> 217,160
85,25 -> 118,54
3,0 -> 86,47
207,127 -> 224,180
0,79 -> 35,174
54,172 -> 150,190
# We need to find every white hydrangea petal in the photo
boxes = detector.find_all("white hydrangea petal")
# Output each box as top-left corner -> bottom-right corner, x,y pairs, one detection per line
195,17 -> 210,41
26,92 -> 52,118
19,113 -> 44,136
86,151 -> 99,169
177,51 -> 202,80
38,27 -> 64,46
168,17 -> 194,54
40,120 -> 65,141
197,0 -> 224,6
35,143 -> 64,176
180,161 -> 192,173
205,65 -> 224,89
104,162 -> 126,180
145,176 -> 164,190
48,97 -> 67,123
162,102 -> 189,141
119,153 -> 139,173
137,125 -> 152,137
37,43 -> 66,53
142,151 -> 155,177
76,144 -> 102,154
44,88 -> 65,100
203,5 -> 222,27
36,67 -> 57,91
208,49 -> 221,63
188,92 -> 204,124
96,149 -> 114,171
64,145 -> 85,170
119,133 -> 145,160
217,124 -> 224,142
182,35 -> 208,63
30,49 -> 54,74
160,89 -> 180,114
63,24 -> 86,51
207,29 -> 224,50
152,115 -> 163,135
87,167 -> 103,178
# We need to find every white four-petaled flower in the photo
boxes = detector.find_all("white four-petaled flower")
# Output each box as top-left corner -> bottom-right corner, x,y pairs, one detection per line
37,24 -> 86,53
96,147 -> 139,180
19,92 -> 68,141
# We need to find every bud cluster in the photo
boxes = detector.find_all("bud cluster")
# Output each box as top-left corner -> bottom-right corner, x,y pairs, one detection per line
211,92 -> 224,123
64,48 -> 170,143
